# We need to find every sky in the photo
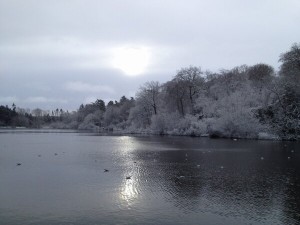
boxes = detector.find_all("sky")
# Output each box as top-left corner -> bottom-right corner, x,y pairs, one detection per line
0,0 -> 299,111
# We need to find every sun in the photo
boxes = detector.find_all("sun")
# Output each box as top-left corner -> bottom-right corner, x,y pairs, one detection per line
112,46 -> 150,76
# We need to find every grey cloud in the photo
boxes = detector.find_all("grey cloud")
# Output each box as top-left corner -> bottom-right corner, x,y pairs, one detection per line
0,96 -> 18,104
64,81 -> 115,94
1,0 -> 300,110
24,97 -> 68,104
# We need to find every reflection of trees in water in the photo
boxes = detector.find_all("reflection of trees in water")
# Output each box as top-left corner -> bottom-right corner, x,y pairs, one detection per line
132,138 -> 300,223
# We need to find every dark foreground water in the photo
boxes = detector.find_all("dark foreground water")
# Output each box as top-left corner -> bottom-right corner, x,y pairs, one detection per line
0,129 -> 299,225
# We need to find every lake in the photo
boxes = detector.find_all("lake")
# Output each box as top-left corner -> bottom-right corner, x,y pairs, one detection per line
0,129 -> 299,225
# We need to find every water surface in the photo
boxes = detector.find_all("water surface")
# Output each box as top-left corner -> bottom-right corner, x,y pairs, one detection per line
0,129 -> 299,225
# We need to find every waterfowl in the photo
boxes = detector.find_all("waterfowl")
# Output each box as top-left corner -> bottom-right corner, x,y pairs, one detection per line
104,169 -> 109,172
126,176 -> 131,179
17,163 -> 21,166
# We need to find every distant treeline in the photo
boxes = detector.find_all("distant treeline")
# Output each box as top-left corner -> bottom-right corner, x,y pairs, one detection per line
1,43 -> 299,140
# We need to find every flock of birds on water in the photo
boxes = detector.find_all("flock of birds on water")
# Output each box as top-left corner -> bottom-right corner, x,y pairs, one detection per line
15,140 -> 296,181
14,150 -> 136,180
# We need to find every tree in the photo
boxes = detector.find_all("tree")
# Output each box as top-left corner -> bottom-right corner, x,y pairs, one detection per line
128,82 -> 160,128
0,105 -> 17,126
164,66 -> 204,116
103,96 -> 135,127
12,103 -> 16,112
136,81 -> 160,115
118,96 -> 135,122
279,43 -> 300,80
164,79 -> 187,116
93,99 -> 106,112
218,65 -> 248,96
128,103 -> 152,128
32,108 -> 43,117
175,66 -> 205,113
260,44 -> 300,139
107,101 -> 114,107
103,105 -> 120,126
247,63 -> 274,87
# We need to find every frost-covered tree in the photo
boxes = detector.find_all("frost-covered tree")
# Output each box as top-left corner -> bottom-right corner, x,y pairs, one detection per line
128,103 -> 152,128
164,66 -> 205,116
103,96 -> 135,127
31,108 -> 43,117
104,105 -> 120,126
77,99 -> 106,123
128,82 -> 161,128
279,43 -> 300,79
258,43 -> 300,139
118,96 -> 135,123
164,79 -> 187,116
93,99 -> 106,112
174,66 -> 205,114
136,81 -> 160,115
128,81 -> 161,128
247,63 -> 274,90
78,113 -> 99,130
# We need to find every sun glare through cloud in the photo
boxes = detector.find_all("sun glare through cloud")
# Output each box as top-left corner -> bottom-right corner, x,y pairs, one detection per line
112,46 -> 151,76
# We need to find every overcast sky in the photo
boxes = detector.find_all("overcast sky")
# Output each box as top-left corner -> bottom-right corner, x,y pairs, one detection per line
1,0 -> 299,111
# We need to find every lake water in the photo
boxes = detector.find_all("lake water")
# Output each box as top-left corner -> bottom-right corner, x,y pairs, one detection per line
0,129 -> 299,225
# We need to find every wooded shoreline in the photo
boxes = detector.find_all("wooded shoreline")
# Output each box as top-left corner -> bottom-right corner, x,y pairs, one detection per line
1,43 -> 299,140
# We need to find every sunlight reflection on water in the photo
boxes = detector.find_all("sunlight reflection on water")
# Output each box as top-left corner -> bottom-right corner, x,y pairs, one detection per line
116,136 -> 141,207
120,178 -> 139,205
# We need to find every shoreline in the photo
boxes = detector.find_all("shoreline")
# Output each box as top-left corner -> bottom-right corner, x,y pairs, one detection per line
0,126 -> 287,141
